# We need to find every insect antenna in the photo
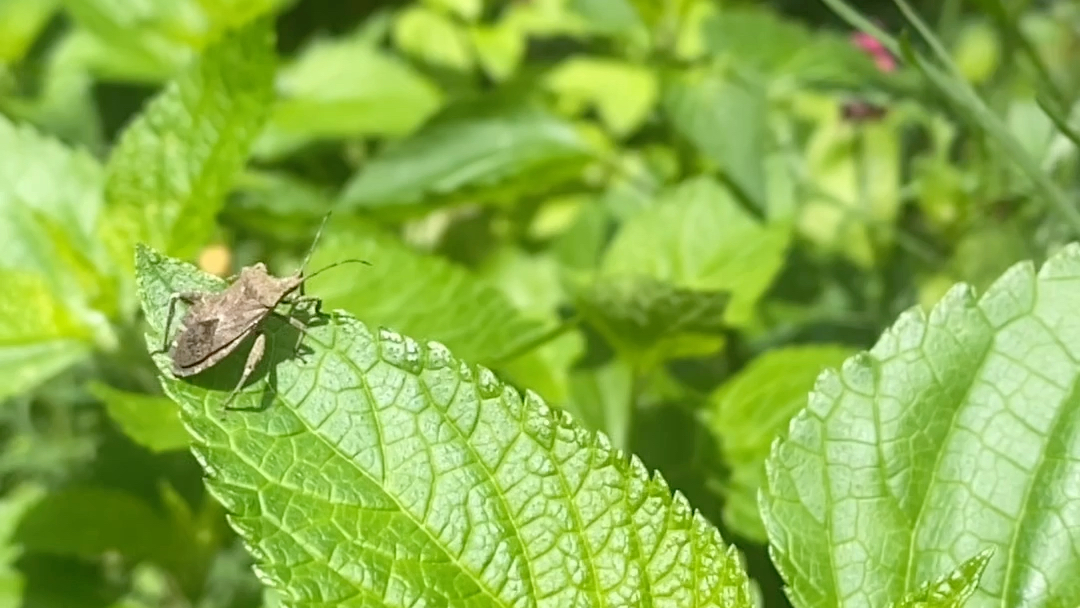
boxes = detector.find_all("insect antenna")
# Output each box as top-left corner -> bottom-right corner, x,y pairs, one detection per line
298,211 -> 334,272
304,258 -> 372,282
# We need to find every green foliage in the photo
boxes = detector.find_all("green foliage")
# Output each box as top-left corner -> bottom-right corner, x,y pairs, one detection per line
265,38 -> 441,145
1,0 -> 1079,606
338,101 -> 597,211
707,344 -> 854,542
305,219 -> 554,364
90,382 -> 189,453
99,16 -> 276,279
762,248 -> 1080,607
137,244 -> 756,607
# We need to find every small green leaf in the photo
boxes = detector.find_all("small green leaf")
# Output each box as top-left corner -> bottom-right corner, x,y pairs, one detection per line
601,176 -> 792,326
392,5 -> 473,71
545,57 -> 659,136
0,115 -> 110,299
306,221 -> 553,365
706,345 -> 853,542
265,33 -> 443,142
90,382 -> 189,453
762,245 -> 1080,607
575,275 -> 730,367
338,101 -> 596,211
0,270 -> 94,401
424,0 -> 482,21
468,21 -> 525,82
60,0 -> 197,81
663,68 -> 768,211
564,359 -> 634,451
0,484 -> 46,607
798,102 -> 902,268
100,17 -> 275,282
888,549 -> 993,608
137,244 -> 756,608
566,0 -> 646,39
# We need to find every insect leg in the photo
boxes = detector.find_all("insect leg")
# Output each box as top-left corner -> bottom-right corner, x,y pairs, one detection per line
221,332 -> 267,411
153,292 -> 202,354
284,315 -> 311,357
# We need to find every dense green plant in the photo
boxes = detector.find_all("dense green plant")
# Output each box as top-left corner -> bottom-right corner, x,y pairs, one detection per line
0,0 -> 1078,607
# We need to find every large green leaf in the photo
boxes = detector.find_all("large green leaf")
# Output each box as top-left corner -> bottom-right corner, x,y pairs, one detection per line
305,221 -> 553,365
338,101 -> 597,211
259,32 -> 442,147
762,245 -> 1080,607
707,345 -> 854,543
99,17 -> 275,286
136,244 -> 756,607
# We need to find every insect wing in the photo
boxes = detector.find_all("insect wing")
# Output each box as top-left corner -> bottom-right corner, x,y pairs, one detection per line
171,311 -> 264,373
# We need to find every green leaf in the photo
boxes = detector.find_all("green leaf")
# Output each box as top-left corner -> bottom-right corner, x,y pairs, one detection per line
305,221 -> 553,365
601,176 -> 792,326
468,21 -> 525,82
0,484 -> 47,607
338,101 -> 596,211
264,33 -> 443,142
392,5 -> 473,71
195,0 -> 289,29
564,360 -> 634,451
0,115 -> 112,306
706,345 -> 853,542
136,243 -> 756,608
574,275 -> 730,367
14,487 -> 192,575
4,36 -> 105,150
90,382 -> 189,453
99,17 -> 275,285
0,270 -> 94,401
424,0 -> 482,21
60,0 -> 198,81
762,245 -> 1080,607
888,549 -> 993,608
701,7 -> 877,87
545,57 -> 659,136
798,100 -> 902,268
663,68 -> 768,211
0,0 -> 58,63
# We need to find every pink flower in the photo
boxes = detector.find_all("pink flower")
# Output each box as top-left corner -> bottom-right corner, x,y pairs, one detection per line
851,30 -> 897,72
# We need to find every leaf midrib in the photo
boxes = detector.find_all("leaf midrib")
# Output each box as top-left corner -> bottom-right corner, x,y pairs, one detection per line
899,309 -> 995,597
259,320 -> 530,607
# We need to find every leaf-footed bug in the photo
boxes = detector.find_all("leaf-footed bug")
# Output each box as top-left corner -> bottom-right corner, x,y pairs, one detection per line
154,213 -> 369,410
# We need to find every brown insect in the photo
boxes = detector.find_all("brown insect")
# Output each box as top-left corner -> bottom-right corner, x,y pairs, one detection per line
155,214 -> 368,409
840,99 -> 888,123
